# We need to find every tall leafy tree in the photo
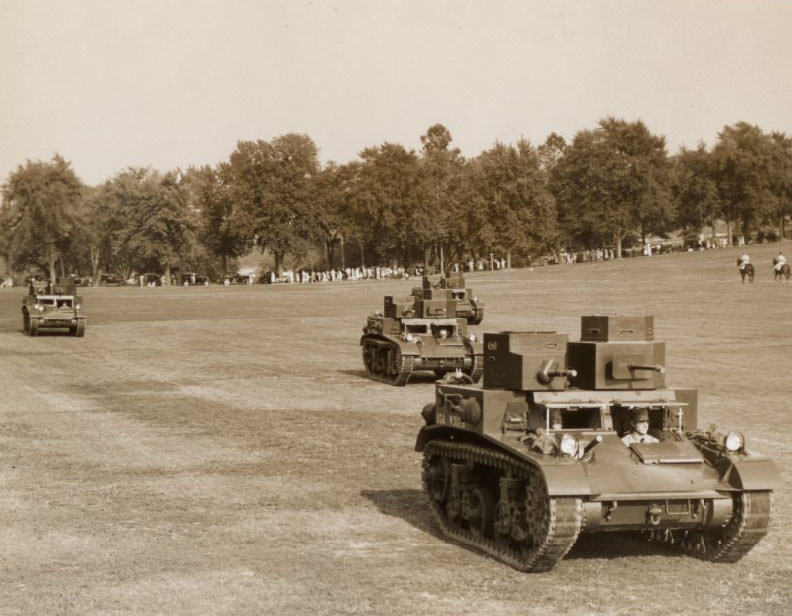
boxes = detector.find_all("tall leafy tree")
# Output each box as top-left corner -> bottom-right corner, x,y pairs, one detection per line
551,118 -> 672,256
313,162 -> 359,269
470,140 -> 557,266
0,155 -> 83,280
183,164 -> 247,275
419,124 -> 466,271
671,144 -> 720,240
101,168 -> 197,283
226,134 -> 319,272
711,122 -> 776,244
767,132 -> 792,239
346,142 -> 426,267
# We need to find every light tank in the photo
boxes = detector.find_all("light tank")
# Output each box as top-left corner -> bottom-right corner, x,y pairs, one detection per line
415,315 -> 779,571
21,280 -> 86,336
361,287 -> 483,386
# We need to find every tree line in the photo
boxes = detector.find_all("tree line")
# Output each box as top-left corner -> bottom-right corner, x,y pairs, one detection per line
1,118 -> 790,284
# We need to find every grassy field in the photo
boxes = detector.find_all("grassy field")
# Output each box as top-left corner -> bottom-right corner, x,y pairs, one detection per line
0,243 -> 790,616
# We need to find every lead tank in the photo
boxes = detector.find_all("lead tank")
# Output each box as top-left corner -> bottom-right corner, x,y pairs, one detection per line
415,315 -> 779,571
361,288 -> 483,386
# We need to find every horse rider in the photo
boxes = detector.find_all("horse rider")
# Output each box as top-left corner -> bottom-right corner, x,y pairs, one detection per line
774,251 -> 787,272
737,252 -> 751,271
621,409 -> 659,446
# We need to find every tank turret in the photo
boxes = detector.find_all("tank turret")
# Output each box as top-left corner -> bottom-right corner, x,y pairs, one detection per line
361,291 -> 482,386
409,275 -> 485,325
415,315 -> 779,572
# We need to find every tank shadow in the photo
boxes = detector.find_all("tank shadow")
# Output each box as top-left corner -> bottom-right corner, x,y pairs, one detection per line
360,488 -> 445,539
565,532 -> 682,561
361,488 -> 683,562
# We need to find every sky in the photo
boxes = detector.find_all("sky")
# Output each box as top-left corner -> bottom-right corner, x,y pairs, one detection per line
1,0 -> 790,187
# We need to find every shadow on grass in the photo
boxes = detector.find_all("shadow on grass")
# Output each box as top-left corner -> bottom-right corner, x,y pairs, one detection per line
361,488 -> 683,562
360,488 -> 444,539
566,532 -> 683,561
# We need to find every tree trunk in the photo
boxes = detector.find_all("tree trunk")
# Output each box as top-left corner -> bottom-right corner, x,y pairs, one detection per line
359,241 -> 365,269
506,250 -> 511,269
90,246 -> 101,285
221,253 -> 228,275
164,263 -> 172,286
48,247 -> 57,282
726,220 -> 733,247
439,242 -> 445,274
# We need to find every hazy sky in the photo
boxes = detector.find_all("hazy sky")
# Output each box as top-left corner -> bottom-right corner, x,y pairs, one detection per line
1,0 -> 790,186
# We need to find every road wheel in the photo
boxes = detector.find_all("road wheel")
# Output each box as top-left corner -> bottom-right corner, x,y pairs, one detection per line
29,317 -> 40,337
74,320 -> 85,337
467,485 -> 496,538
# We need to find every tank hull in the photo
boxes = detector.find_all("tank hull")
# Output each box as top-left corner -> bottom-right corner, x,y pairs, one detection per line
416,339 -> 780,571
361,332 -> 483,386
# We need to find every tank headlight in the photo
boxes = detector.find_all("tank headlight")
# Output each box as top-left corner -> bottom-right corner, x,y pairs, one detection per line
473,296 -> 478,302
35,304 -> 44,311
468,333 -> 477,342
404,333 -> 416,343
75,303 -> 80,309
559,434 -> 579,457
724,432 -> 744,452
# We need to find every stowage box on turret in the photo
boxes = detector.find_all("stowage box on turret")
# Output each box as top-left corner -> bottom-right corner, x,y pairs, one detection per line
21,280 -> 86,337
415,314 -> 779,572
360,287 -> 483,386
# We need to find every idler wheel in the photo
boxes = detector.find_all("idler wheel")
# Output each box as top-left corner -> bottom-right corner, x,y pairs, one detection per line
28,317 -> 40,337
673,491 -> 771,562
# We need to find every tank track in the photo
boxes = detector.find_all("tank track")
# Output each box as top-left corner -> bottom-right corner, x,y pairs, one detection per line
422,440 -> 583,572
651,490 -> 772,562
361,339 -> 414,386
465,352 -> 483,383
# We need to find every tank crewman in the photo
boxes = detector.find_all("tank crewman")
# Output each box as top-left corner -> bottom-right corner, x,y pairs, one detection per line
621,409 -> 659,445
737,252 -> 751,271
773,251 -> 787,271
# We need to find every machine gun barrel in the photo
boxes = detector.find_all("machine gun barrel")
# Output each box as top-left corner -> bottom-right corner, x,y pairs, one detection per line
627,363 -> 665,374
537,360 -> 577,385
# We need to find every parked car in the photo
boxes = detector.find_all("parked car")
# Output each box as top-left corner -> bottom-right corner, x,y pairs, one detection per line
180,272 -> 209,286
99,273 -> 124,286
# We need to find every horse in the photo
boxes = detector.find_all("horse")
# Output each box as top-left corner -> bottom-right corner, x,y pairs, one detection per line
773,259 -> 791,281
739,262 -> 755,284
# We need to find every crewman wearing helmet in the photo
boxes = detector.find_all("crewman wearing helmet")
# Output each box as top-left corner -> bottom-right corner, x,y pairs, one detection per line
621,409 -> 659,445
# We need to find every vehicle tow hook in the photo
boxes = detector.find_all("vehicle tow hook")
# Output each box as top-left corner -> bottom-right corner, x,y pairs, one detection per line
647,503 -> 662,526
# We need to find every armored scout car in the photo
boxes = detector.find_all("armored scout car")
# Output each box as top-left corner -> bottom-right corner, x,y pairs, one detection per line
22,280 -> 86,336
361,286 -> 483,386
416,315 -> 779,571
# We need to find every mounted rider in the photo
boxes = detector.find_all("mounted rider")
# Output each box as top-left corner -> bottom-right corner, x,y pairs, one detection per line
737,252 -> 751,271
773,251 -> 787,272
